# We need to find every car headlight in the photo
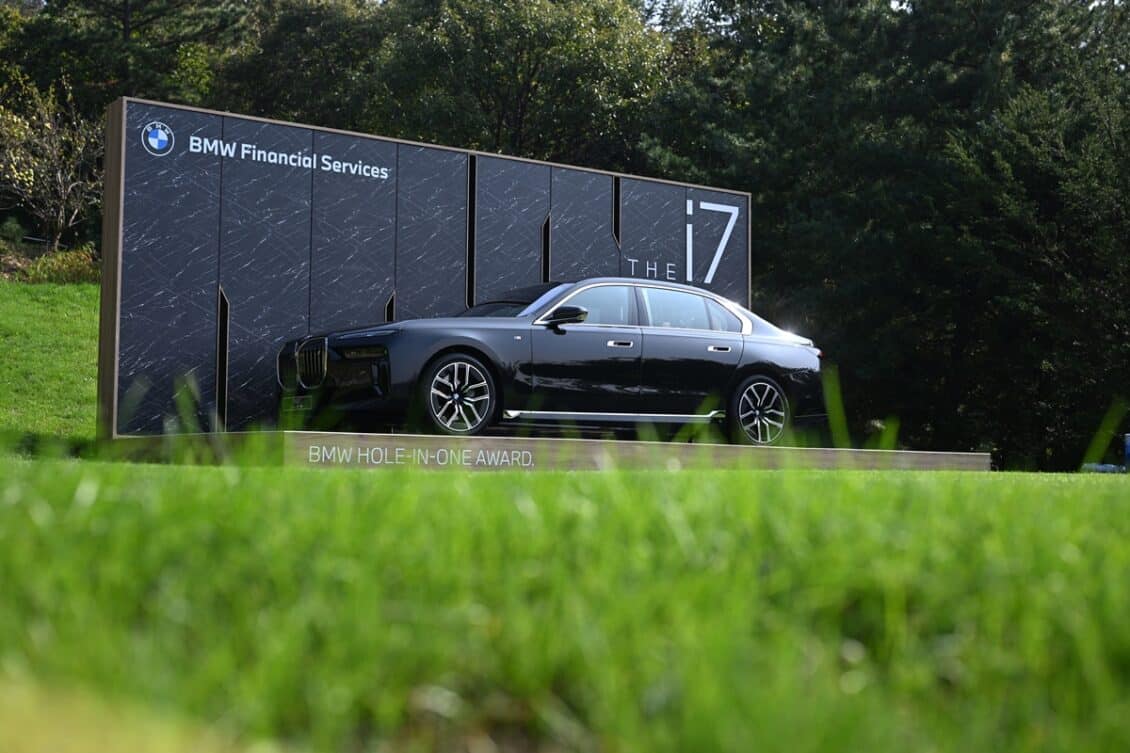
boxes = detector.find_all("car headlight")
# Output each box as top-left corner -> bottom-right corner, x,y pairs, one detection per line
340,345 -> 389,360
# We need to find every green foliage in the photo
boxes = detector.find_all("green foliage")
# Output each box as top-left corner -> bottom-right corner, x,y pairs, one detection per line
219,0 -> 666,169
215,0 -> 386,130
374,0 -> 666,167
20,244 -> 101,284
0,74 -> 102,252
0,4 -> 23,86
0,215 -> 24,244
1,461 -> 1129,751
0,281 -> 99,441
4,0 -> 248,112
646,0 -> 1130,468
167,41 -> 218,104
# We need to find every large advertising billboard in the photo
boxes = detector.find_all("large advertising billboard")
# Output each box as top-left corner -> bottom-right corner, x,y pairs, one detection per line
97,98 -> 751,438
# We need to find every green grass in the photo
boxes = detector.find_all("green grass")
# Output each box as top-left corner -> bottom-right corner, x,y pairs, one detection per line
1,460 -> 1128,752
0,281 -> 100,441
2,281 -> 1128,750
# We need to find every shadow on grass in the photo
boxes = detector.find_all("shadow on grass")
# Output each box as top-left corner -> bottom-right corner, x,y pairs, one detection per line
0,429 -> 282,468
0,430 -> 98,460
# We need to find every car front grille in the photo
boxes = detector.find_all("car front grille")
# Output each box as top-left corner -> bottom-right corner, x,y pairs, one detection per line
296,337 -> 328,389
277,350 -> 297,390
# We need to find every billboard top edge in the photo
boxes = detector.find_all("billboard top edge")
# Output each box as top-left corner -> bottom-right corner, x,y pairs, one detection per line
117,96 -> 752,200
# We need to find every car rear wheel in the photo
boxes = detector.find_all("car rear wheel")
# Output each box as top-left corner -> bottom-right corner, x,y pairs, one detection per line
729,375 -> 790,445
422,353 -> 496,436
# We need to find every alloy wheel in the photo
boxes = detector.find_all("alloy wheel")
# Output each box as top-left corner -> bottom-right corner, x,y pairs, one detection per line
738,380 -> 787,444
428,360 -> 492,433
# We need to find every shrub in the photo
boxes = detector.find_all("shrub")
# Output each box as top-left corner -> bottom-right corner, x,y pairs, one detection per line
0,216 -> 24,244
21,244 -> 100,284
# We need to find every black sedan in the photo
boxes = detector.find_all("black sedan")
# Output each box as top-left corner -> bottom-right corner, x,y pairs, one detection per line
277,278 -> 824,444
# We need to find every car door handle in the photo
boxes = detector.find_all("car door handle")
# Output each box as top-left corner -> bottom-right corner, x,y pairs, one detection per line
707,345 -> 732,353
607,340 -> 634,348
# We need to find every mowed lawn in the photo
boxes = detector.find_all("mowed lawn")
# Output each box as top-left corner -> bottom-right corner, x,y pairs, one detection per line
0,281 -> 100,441
2,460 -> 1129,752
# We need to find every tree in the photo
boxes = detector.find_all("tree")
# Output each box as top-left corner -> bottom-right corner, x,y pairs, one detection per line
367,0 -> 667,168
218,0 -> 668,168
6,0 -> 248,113
0,75 -> 103,252
643,0 -> 1130,467
216,0 -> 388,131
0,4 -> 27,89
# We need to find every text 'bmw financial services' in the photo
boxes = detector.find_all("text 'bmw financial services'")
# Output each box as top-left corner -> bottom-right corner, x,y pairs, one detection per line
185,134 -> 391,180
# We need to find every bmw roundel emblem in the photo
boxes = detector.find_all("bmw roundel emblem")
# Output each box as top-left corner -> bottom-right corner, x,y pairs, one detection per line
141,121 -> 174,156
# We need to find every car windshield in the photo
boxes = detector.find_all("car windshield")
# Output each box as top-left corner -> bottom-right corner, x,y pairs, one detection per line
458,301 -> 529,317
458,283 -> 571,317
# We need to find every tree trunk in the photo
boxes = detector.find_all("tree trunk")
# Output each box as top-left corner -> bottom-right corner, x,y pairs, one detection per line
122,0 -> 133,92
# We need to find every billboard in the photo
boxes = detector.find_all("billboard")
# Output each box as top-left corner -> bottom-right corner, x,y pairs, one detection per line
97,98 -> 751,438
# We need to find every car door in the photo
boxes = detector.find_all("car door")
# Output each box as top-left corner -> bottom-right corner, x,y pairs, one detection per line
637,287 -> 744,415
529,283 -> 642,413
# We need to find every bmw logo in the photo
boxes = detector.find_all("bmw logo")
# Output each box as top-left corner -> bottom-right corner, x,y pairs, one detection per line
141,121 -> 174,157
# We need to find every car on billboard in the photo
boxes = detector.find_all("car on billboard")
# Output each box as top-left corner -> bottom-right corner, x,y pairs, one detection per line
277,278 -> 824,444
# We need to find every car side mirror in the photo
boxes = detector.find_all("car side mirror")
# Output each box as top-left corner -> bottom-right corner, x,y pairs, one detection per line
543,305 -> 588,330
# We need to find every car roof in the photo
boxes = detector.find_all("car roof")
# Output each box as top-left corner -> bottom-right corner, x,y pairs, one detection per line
568,277 -> 727,294
492,277 -> 737,302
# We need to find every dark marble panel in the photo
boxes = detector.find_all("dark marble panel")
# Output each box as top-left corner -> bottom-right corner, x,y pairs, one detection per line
619,179 -> 686,284
118,102 -> 222,435
311,132 -> 397,331
549,168 -> 619,280
686,188 -> 749,304
474,157 -> 549,302
395,146 -> 468,319
219,118 -> 313,430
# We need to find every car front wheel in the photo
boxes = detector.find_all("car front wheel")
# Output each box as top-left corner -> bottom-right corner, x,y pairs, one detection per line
729,374 -> 790,445
421,353 -> 496,436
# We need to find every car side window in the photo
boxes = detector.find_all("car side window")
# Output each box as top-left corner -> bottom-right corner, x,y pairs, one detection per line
639,288 -> 712,330
705,299 -> 743,333
562,285 -> 636,325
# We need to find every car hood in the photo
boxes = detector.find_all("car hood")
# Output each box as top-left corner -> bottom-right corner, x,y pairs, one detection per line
323,316 -> 527,341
